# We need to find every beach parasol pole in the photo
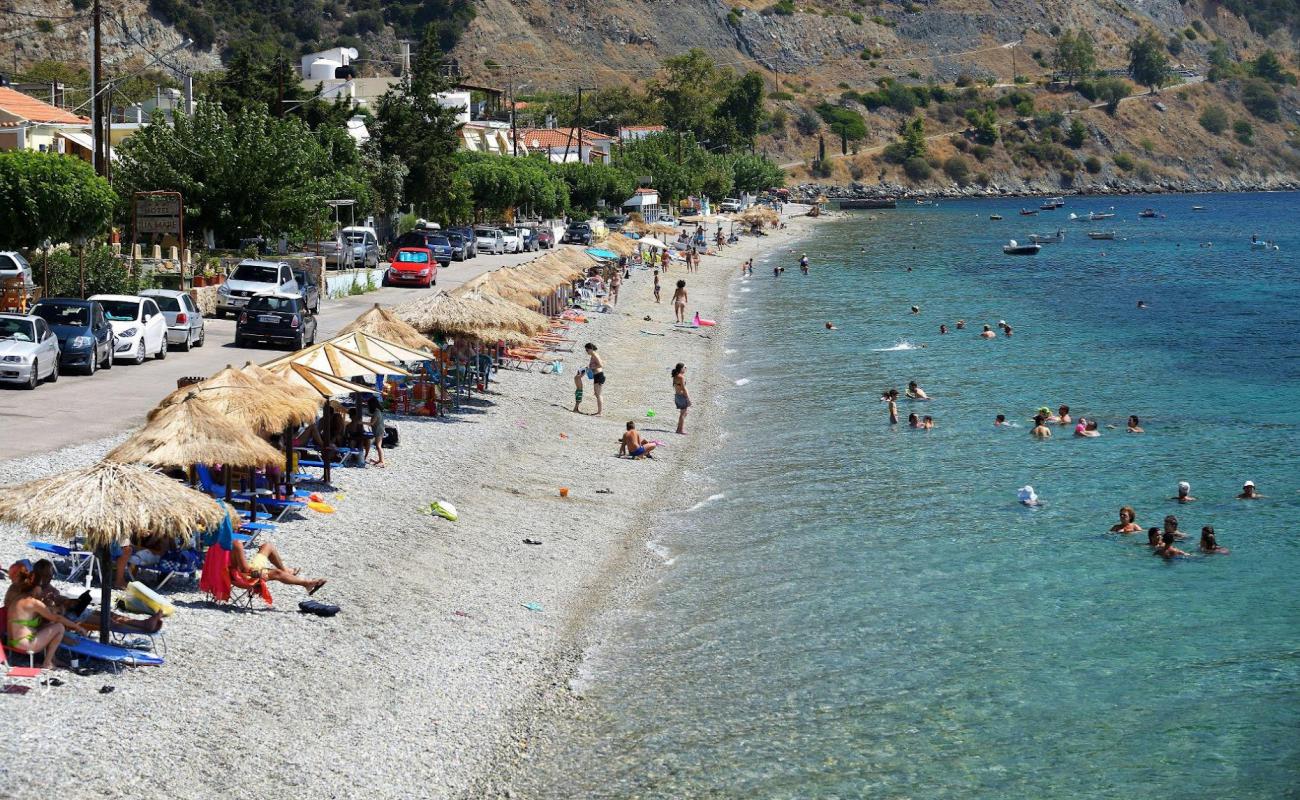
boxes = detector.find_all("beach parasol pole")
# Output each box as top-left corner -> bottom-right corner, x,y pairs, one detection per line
96,546 -> 112,643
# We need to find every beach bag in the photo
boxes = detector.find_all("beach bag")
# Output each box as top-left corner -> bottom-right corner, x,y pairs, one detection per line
383,424 -> 399,449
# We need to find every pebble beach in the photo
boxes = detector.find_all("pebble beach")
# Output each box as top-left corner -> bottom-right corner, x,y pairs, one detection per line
0,211 -> 816,800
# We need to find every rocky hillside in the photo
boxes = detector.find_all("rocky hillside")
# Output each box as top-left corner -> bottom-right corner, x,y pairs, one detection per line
7,0 -> 1300,190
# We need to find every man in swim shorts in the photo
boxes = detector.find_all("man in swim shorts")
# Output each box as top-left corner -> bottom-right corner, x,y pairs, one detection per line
619,421 -> 657,459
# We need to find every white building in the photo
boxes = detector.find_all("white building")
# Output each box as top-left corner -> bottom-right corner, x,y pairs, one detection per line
301,47 -> 358,80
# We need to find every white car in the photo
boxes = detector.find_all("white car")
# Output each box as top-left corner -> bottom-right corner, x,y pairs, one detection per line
0,313 -> 60,389
718,199 -> 742,213
90,294 -> 168,365
217,260 -> 300,318
500,228 -> 523,253
0,251 -> 35,289
474,227 -> 506,255
655,214 -> 679,226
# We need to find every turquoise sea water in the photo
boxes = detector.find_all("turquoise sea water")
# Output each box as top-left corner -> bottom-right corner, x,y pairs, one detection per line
525,193 -> 1300,798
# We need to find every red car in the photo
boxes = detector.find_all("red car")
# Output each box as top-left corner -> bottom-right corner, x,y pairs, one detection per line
384,247 -> 438,288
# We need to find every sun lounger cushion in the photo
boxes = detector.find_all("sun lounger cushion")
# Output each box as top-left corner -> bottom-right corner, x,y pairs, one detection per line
60,634 -> 164,666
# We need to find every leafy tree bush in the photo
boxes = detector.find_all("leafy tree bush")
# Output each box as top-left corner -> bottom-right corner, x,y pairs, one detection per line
1233,119 -> 1255,145
1199,105 -> 1230,134
1053,29 -> 1096,85
902,156 -> 932,181
0,151 -> 115,249
942,155 -> 971,185
815,104 -> 868,141
971,144 -> 994,162
1084,155 -> 1103,173
1113,152 -> 1135,171
1065,118 -> 1088,147
1093,78 -> 1132,115
965,108 -> 999,144
795,109 -> 821,136
1127,31 -> 1172,93
1241,78 -> 1281,121
45,245 -> 138,298
1167,35 -> 1183,56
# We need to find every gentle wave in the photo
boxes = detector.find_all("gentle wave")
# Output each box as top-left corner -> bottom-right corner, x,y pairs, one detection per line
688,493 -> 726,512
734,377 -> 751,386
646,540 -> 676,566
873,340 -> 921,351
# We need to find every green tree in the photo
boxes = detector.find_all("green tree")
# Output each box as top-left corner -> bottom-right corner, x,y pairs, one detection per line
1199,105 -> 1230,134
360,142 -> 407,218
965,107 -> 999,144
1053,29 -> 1096,86
203,39 -> 307,117
370,25 -> 466,224
711,71 -> 767,151
1064,117 -> 1088,147
1093,77 -> 1132,115
1241,78 -> 1281,121
942,155 -> 970,185
899,116 -> 926,159
650,49 -> 725,141
114,102 -> 366,245
0,151 -> 116,249
1250,50 -> 1295,84
1127,31 -> 1172,94
730,153 -> 785,194
903,156 -> 932,181
1207,40 -> 1239,82
555,161 -> 636,212
1233,119 -> 1254,145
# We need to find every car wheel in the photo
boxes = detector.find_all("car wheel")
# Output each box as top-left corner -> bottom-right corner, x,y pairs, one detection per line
294,333 -> 305,350
24,361 -> 38,390
156,337 -> 167,360
179,331 -> 192,352
85,354 -> 97,376
195,326 -> 205,348
46,361 -> 58,383
133,341 -> 146,365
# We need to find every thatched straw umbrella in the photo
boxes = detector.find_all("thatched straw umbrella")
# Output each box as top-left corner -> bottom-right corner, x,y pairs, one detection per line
154,365 -> 320,436
241,360 -> 320,403
106,390 -> 285,470
472,327 -> 537,347
260,342 -> 414,380
324,331 -> 435,364
602,234 -> 637,257
337,304 -> 437,351
270,362 -> 381,399
0,461 -> 224,643
397,290 -> 547,338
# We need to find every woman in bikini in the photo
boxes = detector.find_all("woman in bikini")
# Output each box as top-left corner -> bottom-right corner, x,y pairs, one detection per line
672,280 -> 688,324
5,561 -> 90,668
584,343 -> 605,416
672,363 -> 690,435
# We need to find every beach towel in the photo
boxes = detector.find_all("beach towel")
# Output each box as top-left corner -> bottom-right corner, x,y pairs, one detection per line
198,510 -> 237,602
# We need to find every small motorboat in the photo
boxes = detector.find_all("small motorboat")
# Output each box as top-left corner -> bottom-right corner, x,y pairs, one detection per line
1020,208 -> 1038,216
1088,210 -> 1116,221
1250,237 -> 1280,251
915,199 -> 935,206
1029,229 -> 1066,244
1040,197 -> 1065,210
1087,231 -> 1116,240
1003,239 -> 1042,255
1192,205 -> 1206,211
989,214 -> 1004,221
1138,208 -> 1158,218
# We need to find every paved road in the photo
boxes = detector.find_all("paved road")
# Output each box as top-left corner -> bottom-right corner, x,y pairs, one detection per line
0,246 -> 559,464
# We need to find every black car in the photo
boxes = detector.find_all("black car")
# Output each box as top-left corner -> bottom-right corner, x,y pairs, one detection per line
291,267 -> 321,314
424,234 -> 455,265
445,231 -> 469,261
30,297 -> 115,375
235,294 -> 317,350
450,226 -> 478,258
563,222 -> 593,245
603,214 -> 628,232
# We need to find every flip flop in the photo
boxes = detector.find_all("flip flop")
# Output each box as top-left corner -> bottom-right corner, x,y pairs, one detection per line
522,538 -> 542,545
307,580 -> 326,596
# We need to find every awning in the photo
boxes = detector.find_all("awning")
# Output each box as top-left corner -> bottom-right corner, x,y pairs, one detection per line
622,193 -> 659,208
57,129 -> 94,151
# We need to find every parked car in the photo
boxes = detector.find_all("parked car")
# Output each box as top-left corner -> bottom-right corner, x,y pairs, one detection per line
562,222 -> 593,245
235,293 -> 317,350
535,227 -> 554,249
655,213 -> 679,226
514,226 -> 540,251
0,251 -> 35,289
140,289 -> 205,351
0,312 -> 60,389
603,214 -> 628,232
217,260 -> 300,318
30,298 -> 115,375
424,235 -> 455,265
384,247 -> 438,288
341,226 -> 381,269
475,227 -> 507,255
89,293 -> 168,364
450,226 -> 478,258
719,198 -> 742,213
290,267 -> 320,314
306,236 -> 354,269
500,228 -> 523,254
445,231 -> 470,261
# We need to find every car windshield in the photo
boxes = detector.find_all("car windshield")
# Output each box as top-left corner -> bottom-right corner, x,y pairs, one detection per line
396,250 -> 430,264
99,299 -> 141,322
232,264 -> 280,283
427,236 -> 450,247
33,304 -> 88,327
0,318 -> 35,341
446,233 -> 464,243
247,296 -> 297,312
148,295 -> 182,312
476,228 -> 497,235
569,224 -> 589,231
345,234 -> 367,244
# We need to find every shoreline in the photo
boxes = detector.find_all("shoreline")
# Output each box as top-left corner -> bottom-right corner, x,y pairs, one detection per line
0,213 -> 821,800
790,183 -> 1300,204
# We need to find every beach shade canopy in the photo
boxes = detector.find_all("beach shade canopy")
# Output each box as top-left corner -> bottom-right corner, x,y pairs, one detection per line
260,342 -> 413,380
153,365 -> 321,436
472,327 -> 537,347
337,303 -> 437,351
737,207 -> 779,226
649,223 -> 677,236
240,360 -> 322,403
324,331 -> 436,364
398,290 -> 549,338
270,362 -> 382,398
638,238 -> 667,250
105,390 -> 285,469
602,234 -> 637,257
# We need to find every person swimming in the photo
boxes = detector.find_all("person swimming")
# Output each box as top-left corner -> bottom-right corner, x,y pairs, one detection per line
1237,480 -> 1262,499
995,414 -> 1007,427
1110,506 -> 1142,534
939,324 -> 948,334
910,305 -> 921,315
825,321 -> 837,330
980,325 -> 996,339
1056,405 -> 1072,425
1031,415 -> 1052,439
907,412 -> 921,428
1074,418 -> 1100,438
1163,514 -> 1189,540
906,381 -> 929,400
955,320 -> 966,330
1127,415 -> 1144,433
1155,531 -> 1189,559
1146,527 -> 1162,548
1172,481 -> 1196,503
1137,300 -> 1148,309
922,415 -> 934,429
1199,525 -> 1229,554
1018,485 -> 1040,507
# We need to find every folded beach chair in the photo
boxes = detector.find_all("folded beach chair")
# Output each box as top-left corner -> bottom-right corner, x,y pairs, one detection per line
1,640 -> 46,694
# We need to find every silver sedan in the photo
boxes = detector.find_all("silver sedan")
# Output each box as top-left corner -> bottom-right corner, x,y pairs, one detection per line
140,289 -> 206,351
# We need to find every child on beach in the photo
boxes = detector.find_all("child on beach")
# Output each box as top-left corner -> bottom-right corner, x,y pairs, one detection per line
672,280 -> 688,323
653,270 -> 661,303
573,369 -> 584,413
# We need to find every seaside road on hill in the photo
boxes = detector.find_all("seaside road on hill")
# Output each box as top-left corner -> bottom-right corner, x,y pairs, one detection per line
0,246 -> 560,464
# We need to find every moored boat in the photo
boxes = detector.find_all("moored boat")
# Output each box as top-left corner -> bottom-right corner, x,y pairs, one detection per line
1019,208 -> 1038,216
1040,197 -> 1065,210
1029,229 -> 1065,244
989,214 -> 1003,221
1138,208 -> 1158,218
1087,231 -> 1116,240
1003,239 -> 1041,255
1088,210 -> 1116,221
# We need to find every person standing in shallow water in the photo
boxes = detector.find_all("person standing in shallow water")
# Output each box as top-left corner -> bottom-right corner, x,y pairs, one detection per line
672,363 -> 690,435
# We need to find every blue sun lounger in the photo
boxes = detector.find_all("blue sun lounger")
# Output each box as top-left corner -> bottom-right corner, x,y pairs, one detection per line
60,634 -> 164,668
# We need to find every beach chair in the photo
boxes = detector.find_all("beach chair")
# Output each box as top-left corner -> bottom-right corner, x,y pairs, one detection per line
1,643 -> 46,694
139,547 -> 202,590
58,633 -> 164,671
27,541 -> 98,587
230,570 -> 273,609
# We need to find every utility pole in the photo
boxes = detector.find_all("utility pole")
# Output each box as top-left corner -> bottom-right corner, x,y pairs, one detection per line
575,85 -> 584,164
508,67 -> 518,157
91,0 -> 105,177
